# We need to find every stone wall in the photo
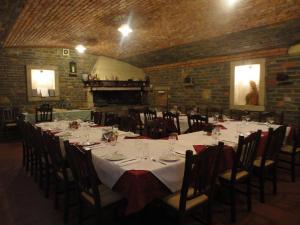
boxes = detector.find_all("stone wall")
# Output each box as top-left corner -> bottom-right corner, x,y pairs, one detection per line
146,51 -> 300,125
0,47 -> 97,110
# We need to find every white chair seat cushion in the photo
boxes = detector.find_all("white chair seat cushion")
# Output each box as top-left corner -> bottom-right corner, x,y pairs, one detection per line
281,145 -> 300,154
253,157 -> 274,167
81,184 -> 123,207
162,188 -> 208,211
219,169 -> 248,181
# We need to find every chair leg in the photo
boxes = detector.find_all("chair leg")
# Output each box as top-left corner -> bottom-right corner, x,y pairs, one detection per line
44,168 -> 50,198
259,173 -> 265,203
291,154 -> 296,182
230,186 -> 236,223
78,197 -> 83,225
247,177 -> 252,212
63,184 -> 69,224
22,143 -> 26,167
272,166 -> 277,195
207,201 -> 212,225
54,177 -> 59,210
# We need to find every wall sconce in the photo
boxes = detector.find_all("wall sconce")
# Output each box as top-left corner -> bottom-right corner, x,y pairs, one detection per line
69,61 -> 77,76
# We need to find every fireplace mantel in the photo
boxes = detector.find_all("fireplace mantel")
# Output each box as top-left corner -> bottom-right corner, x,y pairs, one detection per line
83,80 -> 148,90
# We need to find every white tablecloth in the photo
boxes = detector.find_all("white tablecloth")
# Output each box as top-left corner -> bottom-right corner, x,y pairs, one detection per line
36,120 -> 284,193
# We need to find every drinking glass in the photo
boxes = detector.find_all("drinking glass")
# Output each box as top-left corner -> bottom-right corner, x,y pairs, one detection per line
168,133 -> 177,154
212,127 -> 220,144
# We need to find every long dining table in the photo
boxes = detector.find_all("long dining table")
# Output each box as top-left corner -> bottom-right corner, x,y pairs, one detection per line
36,119 -> 286,214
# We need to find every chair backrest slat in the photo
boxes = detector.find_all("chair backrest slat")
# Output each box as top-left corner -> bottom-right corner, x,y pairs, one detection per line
187,114 -> 208,133
35,106 -> 53,123
163,111 -> 181,134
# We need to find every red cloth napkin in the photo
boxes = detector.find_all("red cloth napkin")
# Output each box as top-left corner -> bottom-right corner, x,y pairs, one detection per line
124,136 -> 150,140
193,145 -> 207,153
215,124 -> 227,130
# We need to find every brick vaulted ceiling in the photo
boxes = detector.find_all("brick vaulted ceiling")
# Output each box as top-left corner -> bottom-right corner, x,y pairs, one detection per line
1,0 -> 300,67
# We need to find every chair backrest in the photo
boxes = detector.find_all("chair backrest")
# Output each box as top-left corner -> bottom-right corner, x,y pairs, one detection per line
104,112 -> 119,126
232,130 -> 262,181
119,116 -> 138,133
32,125 -> 50,165
17,117 -> 27,145
91,111 -> 102,125
206,107 -> 223,118
144,109 -> 157,124
0,107 -> 19,122
35,106 -> 53,123
293,126 -> 300,150
229,109 -> 248,120
163,111 -> 181,134
44,132 -> 69,179
144,118 -> 167,139
128,108 -> 143,127
187,114 -> 208,133
259,111 -> 284,124
179,142 -> 224,212
261,126 -> 286,165
64,142 -> 102,207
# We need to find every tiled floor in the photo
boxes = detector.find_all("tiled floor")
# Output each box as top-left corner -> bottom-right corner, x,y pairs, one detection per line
1,141 -> 300,225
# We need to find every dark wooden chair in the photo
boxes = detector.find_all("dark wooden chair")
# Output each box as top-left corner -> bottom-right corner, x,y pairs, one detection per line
259,111 -> 284,124
0,107 -> 20,140
144,118 -> 167,139
119,116 -> 138,133
229,109 -> 248,121
206,107 -> 223,118
278,126 -> 300,182
44,132 -> 75,223
24,122 -> 37,176
144,109 -> 157,124
128,108 -> 144,134
17,118 -> 30,170
104,112 -> 119,126
252,126 -> 286,202
91,111 -> 102,125
32,125 -> 53,198
219,130 -> 261,222
64,142 -> 124,225
163,111 -> 181,135
186,114 -> 208,133
35,105 -> 53,123
161,142 -> 224,225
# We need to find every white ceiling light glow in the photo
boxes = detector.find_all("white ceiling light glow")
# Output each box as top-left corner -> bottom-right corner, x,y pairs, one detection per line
75,44 -> 86,53
118,24 -> 133,37
227,0 -> 238,6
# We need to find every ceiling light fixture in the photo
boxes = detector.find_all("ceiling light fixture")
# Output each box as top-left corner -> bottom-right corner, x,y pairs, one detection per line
118,24 -> 133,37
75,44 -> 86,53
227,0 -> 238,6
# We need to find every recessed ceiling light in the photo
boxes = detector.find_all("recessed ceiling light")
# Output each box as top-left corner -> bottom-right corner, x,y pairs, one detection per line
75,44 -> 86,53
118,24 -> 133,37
227,0 -> 238,6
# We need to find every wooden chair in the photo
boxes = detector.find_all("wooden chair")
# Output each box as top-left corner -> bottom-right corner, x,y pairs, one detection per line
252,126 -> 286,202
91,111 -> 102,125
206,107 -> 223,118
119,116 -> 138,133
128,108 -> 144,134
278,126 -> 300,182
35,105 -> 53,123
161,142 -> 224,225
24,122 -> 37,176
64,142 -> 124,225
44,132 -> 75,223
163,111 -> 181,135
104,112 -> 119,126
32,126 -> 53,198
259,111 -> 284,124
17,118 -> 30,170
229,109 -> 248,121
0,107 -> 20,140
219,130 -> 261,222
144,119 -> 167,139
186,114 -> 208,133
144,109 -> 157,124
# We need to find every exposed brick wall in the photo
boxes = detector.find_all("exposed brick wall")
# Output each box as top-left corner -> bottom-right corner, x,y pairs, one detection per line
0,47 -> 97,110
146,53 -> 300,125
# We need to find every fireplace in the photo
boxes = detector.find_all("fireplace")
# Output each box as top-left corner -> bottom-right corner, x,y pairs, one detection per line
93,90 -> 143,107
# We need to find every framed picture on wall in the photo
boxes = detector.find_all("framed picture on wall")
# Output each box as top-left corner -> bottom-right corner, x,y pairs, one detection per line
69,61 -> 77,76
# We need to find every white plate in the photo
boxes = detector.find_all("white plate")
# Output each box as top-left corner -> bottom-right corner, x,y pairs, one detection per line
105,153 -> 126,161
159,154 -> 180,162
125,133 -> 140,138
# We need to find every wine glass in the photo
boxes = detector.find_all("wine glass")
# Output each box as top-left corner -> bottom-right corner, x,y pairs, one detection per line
103,132 -> 111,143
212,127 -> 220,145
266,117 -> 275,126
168,133 -> 177,155
214,113 -> 219,122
